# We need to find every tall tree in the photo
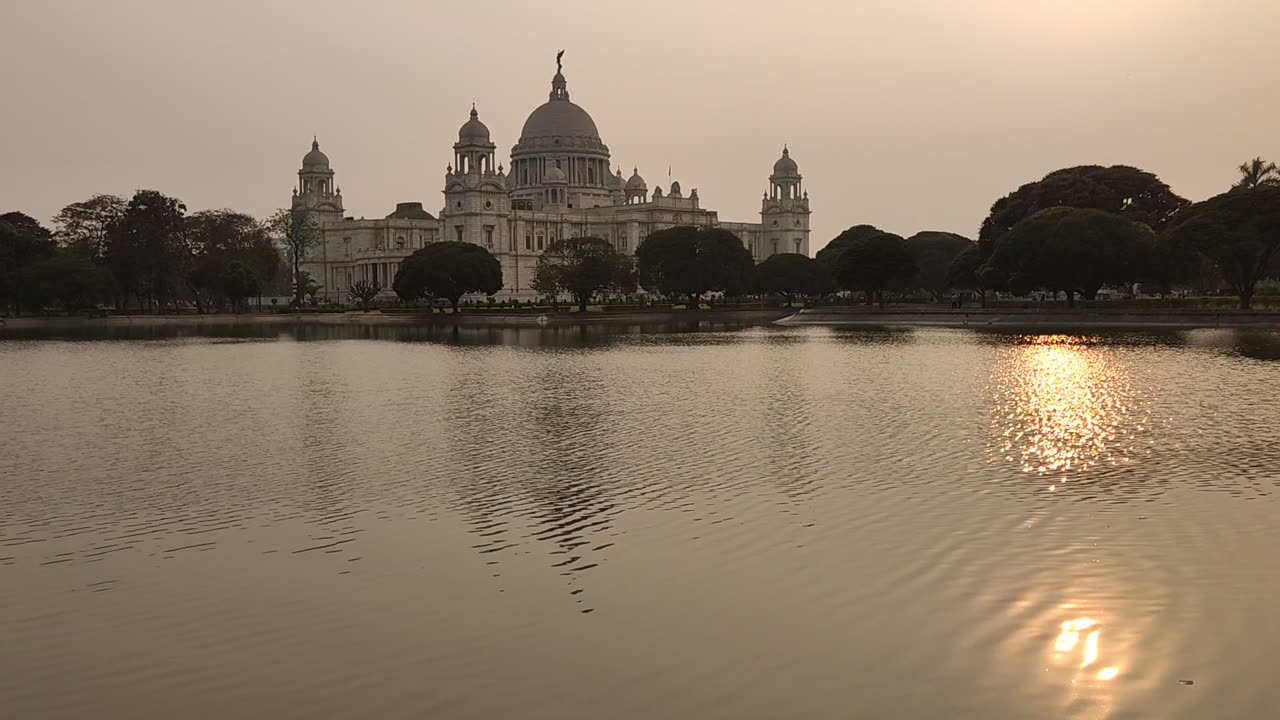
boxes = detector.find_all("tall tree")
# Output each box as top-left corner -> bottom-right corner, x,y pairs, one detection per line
216,260 -> 260,313
185,210 -> 271,313
905,231 -> 974,302
979,165 -> 1188,253
533,236 -> 634,311
267,209 -> 322,308
985,207 -> 1157,307
835,232 -> 917,308
53,194 -> 126,263
392,241 -> 502,312
0,212 -> 56,315
1162,186 -> 1280,309
104,190 -> 187,311
755,253 -> 835,303
816,224 -> 886,274
635,226 -> 753,305
946,245 -> 991,308
16,254 -> 115,312
1233,157 -> 1280,191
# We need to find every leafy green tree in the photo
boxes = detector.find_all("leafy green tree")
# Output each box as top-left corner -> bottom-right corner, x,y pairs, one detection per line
347,279 -> 383,311
1,212 -> 56,315
297,271 -> 322,306
1234,157 -> 1280,191
53,194 -> 126,263
267,209 -> 322,308
985,207 -> 1156,307
105,190 -> 187,311
185,210 -> 271,313
1162,186 -> 1280,309
836,232 -> 917,308
216,260 -> 260,313
755,253 -> 835,303
979,166 -> 1188,254
534,236 -> 634,311
946,245 -> 992,308
816,224 -> 886,274
392,241 -> 502,312
635,226 -> 753,305
905,231 -> 974,301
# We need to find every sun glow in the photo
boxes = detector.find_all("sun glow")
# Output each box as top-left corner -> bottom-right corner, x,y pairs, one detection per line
1055,617 -> 1119,681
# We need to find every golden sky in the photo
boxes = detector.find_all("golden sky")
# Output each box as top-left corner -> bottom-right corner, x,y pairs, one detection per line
3,0 -> 1277,250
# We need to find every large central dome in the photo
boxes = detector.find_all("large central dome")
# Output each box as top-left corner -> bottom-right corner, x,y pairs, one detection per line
514,68 -> 606,147
520,95 -> 600,142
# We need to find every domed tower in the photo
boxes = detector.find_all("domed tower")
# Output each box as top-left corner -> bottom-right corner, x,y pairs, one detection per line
292,137 -> 344,223
624,167 -> 648,204
509,52 -> 613,211
441,106 -> 510,251
760,146 -> 811,258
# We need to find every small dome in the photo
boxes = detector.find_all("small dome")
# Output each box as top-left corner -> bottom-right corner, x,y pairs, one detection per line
458,105 -> 491,144
625,167 -> 647,191
545,165 -> 568,184
669,180 -> 682,196
303,138 -> 329,169
773,146 -> 799,176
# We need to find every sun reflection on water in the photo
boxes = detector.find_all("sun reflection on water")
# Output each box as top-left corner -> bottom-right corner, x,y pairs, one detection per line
991,335 -> 1147,486
1055,617 -> 1120,681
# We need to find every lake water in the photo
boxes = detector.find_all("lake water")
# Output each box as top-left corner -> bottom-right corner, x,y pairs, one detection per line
2,323 -> 1279,719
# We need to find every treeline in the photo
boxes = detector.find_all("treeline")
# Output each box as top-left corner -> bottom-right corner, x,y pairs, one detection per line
1,191 -> 302,316
819,158 -> 1280,310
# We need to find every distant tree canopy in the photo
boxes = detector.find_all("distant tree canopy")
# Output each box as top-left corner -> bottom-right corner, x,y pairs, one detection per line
392,241 -> 502,311
754,253 -> 835,302
835,231 -> 917,308
2,212 -> 57,314
979,165 -> 1188,253
635,226 -> 753,305
105,190 -> 187,311
533,236 -> 635,310
816,224 -> 886,274
905,231 -> 975,301
1162,186 -> 1280,309
186,210 -> 279,313
984,207 -> 1156,306
217,260 -> 260,313
946,245 -> 992,307
1234,157 -> 1280,191
53,194 -> 125,264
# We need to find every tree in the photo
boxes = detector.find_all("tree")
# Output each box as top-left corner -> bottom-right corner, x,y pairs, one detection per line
104,190 -> 187,311
816,224 -> 886,274
979,166 -> 1188,254
216,260 -> 260,313
297,271 -> 322,306
1234,157 -> 1280,191
985,207 -> 1157,307
905,231 -> 974,302
754,253 -> 835,303
347,279 -> 383,311
53,194 -> 125,263
835,232 -> 917,308
635,226 -> 753,305
1162,186 -> 1280,309
185,210 -> 270,313
946,246 -> 991,308
534,236 -> 634,311
0,212 -> 55,315
267,209 -> 321,308
392,241 -> 502,312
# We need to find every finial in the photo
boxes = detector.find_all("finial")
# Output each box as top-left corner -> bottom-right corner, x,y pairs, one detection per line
470,102 -> 478,119
447,163 -> 453,174
782,144 -> 789,155
313,135 -> 319,150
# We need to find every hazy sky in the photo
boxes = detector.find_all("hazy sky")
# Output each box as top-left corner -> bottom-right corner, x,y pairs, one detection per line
3,0 -> 1277,250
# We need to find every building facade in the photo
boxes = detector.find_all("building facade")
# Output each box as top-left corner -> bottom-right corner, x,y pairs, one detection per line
292,58 -> 812,303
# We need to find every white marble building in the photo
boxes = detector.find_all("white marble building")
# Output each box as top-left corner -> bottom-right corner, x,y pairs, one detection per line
291,57 -> 811,303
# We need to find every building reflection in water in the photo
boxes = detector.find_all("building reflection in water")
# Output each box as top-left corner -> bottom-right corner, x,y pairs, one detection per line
990,334 -> 1148,487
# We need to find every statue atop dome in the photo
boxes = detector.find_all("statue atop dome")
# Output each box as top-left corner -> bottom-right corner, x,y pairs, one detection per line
556,49 -> 564,73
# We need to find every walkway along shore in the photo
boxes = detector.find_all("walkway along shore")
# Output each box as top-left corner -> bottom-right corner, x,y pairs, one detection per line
778,307 -> 1280,329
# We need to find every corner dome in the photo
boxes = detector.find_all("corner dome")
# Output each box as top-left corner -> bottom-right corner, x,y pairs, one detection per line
303,138 -> 329,169
458,105 -> 491,144
545,165 -> 568,184
773,146 -> 799,176
625,167 -> 647,191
